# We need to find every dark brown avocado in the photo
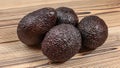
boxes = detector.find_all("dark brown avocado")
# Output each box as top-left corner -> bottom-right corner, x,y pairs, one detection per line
78,15 -> 108,50
41,24 -> 81,63
17,7 -> 57,48
56,7 -> 78,26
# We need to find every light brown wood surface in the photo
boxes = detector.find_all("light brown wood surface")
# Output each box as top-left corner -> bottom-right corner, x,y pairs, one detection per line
0,0 -> 120,68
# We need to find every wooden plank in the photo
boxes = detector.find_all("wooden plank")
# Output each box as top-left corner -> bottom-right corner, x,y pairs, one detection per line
0,0 -> 79,10
0,9 -> 120,27
0,0 -> 120,26
0,40 -> 119,68
0,41 -> 119,68
0,25 -> 120,45
0,25 -> 18,43
0,8 -> 120,27
0,0 -> 119,10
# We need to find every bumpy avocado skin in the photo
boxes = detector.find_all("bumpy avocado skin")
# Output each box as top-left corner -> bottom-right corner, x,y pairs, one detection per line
42,24 -> 81,63
56,7 -> 78,26
17,8 -> 57,48
78,15 -> 108,50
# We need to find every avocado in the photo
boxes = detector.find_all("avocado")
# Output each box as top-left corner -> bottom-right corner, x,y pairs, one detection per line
56,7 -> 78,26
78,15 -> 108,50
42,24 -> 81,63
17,7 -> 57,48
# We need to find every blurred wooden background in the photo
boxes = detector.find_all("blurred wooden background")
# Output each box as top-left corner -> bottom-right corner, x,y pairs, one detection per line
0,0 -> 120,68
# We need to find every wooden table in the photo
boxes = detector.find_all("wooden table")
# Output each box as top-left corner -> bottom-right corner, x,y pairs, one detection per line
0,0 -> 120,68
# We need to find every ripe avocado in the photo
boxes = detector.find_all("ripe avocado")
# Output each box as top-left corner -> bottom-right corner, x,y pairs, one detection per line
42,24 -> 81,63
17,7 -> 57,48
56,7 -> 78,26
78,15 -> 108,50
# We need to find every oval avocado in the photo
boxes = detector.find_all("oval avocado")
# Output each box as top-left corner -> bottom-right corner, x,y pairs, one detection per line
56,7 -> 78,26
78,15 -> 108,50
17,7 -> 57,48
42,24 -> 81,63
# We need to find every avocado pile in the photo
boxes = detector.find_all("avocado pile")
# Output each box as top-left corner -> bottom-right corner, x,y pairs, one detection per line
17,7 -> 108,63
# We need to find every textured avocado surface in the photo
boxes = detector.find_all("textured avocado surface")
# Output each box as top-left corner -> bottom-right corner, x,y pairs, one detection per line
17,7 -> 57,48
78,15 -> 108,50
56,7 -> 78,26
42,24 -> 81,63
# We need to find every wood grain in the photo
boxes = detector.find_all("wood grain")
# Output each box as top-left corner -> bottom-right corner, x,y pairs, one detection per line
0,0 -> 120,68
